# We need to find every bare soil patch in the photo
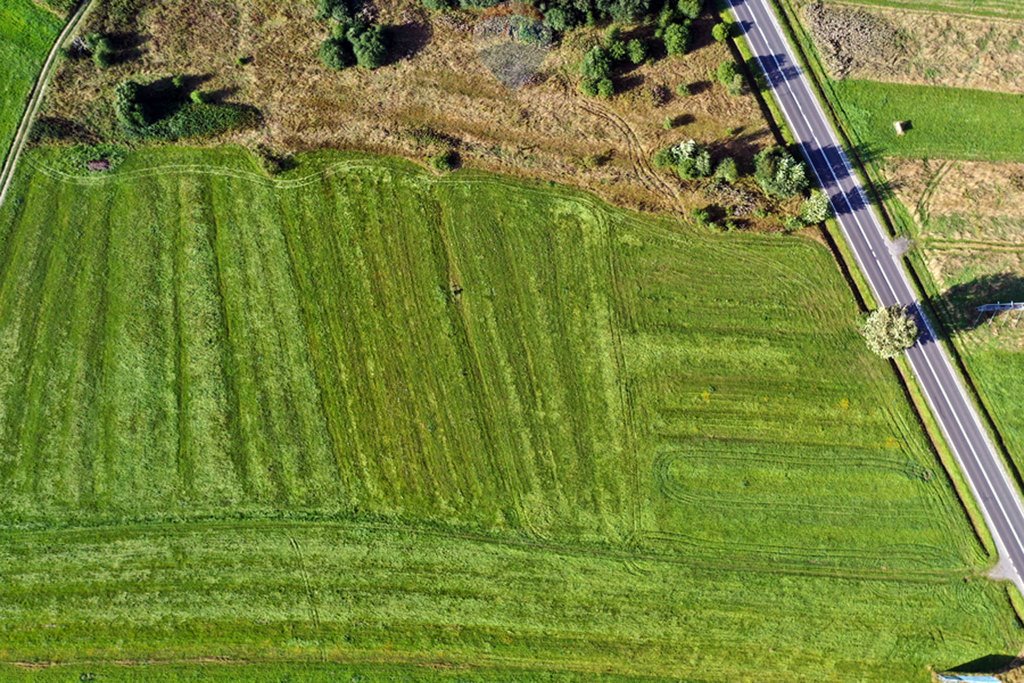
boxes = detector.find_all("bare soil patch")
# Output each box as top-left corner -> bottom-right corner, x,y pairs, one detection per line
801,0 -> 1024,94
41,0 -> 775,220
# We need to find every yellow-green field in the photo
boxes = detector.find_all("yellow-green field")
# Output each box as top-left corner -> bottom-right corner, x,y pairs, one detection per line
0,146 -> 1019,679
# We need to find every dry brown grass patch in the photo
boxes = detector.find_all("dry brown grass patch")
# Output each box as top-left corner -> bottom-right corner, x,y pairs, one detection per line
801,0 -> 1024,94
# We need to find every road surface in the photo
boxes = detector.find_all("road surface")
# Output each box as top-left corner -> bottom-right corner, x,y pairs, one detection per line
0,0 -> 94,210
728,0 -> 1024,593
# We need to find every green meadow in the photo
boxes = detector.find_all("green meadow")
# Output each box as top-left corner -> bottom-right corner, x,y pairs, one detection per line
0,146 -> 1018,679
0,0 -> 61,164
830,79 -> 1024,162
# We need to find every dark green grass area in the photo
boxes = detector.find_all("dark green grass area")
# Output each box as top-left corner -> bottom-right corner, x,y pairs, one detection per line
0,520 -> 1020,681
830,80 -> 1024,162
0,146 -> 1019,678
0,0 -> 62,163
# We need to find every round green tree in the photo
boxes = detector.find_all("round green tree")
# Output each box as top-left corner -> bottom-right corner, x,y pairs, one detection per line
861,305 -> 919,358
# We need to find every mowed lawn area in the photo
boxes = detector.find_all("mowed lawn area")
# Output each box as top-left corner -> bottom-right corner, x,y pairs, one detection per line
0,147 -> 1019,679
0,0 -> 61,163
830,79 -> 1024,162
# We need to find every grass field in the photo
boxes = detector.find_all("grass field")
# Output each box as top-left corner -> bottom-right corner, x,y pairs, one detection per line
829,80 -> 1024,162
0,146 -> 1019,678
828,0 -> 1024,20
0,0 -> 61,165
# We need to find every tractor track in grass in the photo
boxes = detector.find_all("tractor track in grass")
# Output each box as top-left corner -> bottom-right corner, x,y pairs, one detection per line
0,0 -> 95,212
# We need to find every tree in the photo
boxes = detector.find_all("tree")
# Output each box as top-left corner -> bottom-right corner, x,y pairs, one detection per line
676,0 -> 703,19
754,146 -> 810,198
714,156 -> 739,183
348,24 -> 387,69
662,139 -> 712,179
861,305 -> 919,358
580,45 -> 614,97
662,21 -> 691,56
716,60 -> 743,94
626,38 -> 647,65
711,21 -> 730,43
319,37 -> 354,69
800,189 -> 833,224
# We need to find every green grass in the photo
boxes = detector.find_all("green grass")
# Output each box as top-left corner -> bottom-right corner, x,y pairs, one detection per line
0,145 -> 1019,678
0,0 -> 62,165
827,0 -> 1024,20
830,79 -> 1024,162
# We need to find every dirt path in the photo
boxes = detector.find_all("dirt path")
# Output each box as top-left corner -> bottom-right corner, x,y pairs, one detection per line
576,100 -> 687,213
0,0 -> 95,211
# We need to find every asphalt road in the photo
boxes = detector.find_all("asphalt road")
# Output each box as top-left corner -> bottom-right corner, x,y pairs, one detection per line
0,0 -> 94,210
728,0 -> 1024,592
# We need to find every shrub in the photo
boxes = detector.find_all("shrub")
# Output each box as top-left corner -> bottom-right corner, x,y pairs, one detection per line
316,0 -> 354,21
861,305 -> 919,358
800,189 -> 833,224
580,45 -> 614,97
675,82 -> 690,96
626,38 -> 647,65
676,0 -> 703,19
754,146 -> 810,198
113,80 -> 149,135
151,103 -> 257,140
544,7 -> 579,30
662,22 -> 691,56
89,34 -> 115,68
690,206 -> 712,227
662,139 -> 712,179
717,60 -> 742,94
190,89 -> 209,104
430,150 -> 458,172
714,156 -> 739,183
783,215 -> 804,232
319,37 -> 355,69
348,24 -> 387,69
422,0 -> 456,9
711,22 -> 730,43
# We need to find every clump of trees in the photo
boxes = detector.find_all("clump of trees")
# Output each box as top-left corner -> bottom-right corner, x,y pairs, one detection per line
654,139 -> 712,179
114,78 -> 257,140
861,305 -> 919,358
655,0 -> 701,57
754,146 -> 809,198
316,0 -> 389,70
578,28 -> 650,97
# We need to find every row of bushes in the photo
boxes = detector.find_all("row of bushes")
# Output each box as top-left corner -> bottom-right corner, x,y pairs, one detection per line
424,0 -> 704,35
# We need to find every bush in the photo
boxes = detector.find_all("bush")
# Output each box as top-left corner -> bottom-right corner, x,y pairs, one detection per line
190,89 -> 209,104
626,38 -> 647,65
150,103 -> 257,140
861,305 -> 919,358
544,7 -> 580,30
716,60 -> 742,94
675,82 -> 690,97
690,206 -> 712,227
348,24 -> 387,69
319,37 -> 355,69
662,22 -> 691,56
580,45 -> 614,97
113,80 -> 149,135
661,139 -> 712,179
800,189 -> 833,224
754,146 -> 810,198
711,22 -> 730,43
714,156 -> 739,183
676,0 -> 703,19
316,0 -> 354,21
422,0 -> 455,9
430,150 -> 458,172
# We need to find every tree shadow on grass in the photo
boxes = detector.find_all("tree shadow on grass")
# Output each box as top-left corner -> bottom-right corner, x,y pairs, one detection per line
930,272 -> 1024,336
